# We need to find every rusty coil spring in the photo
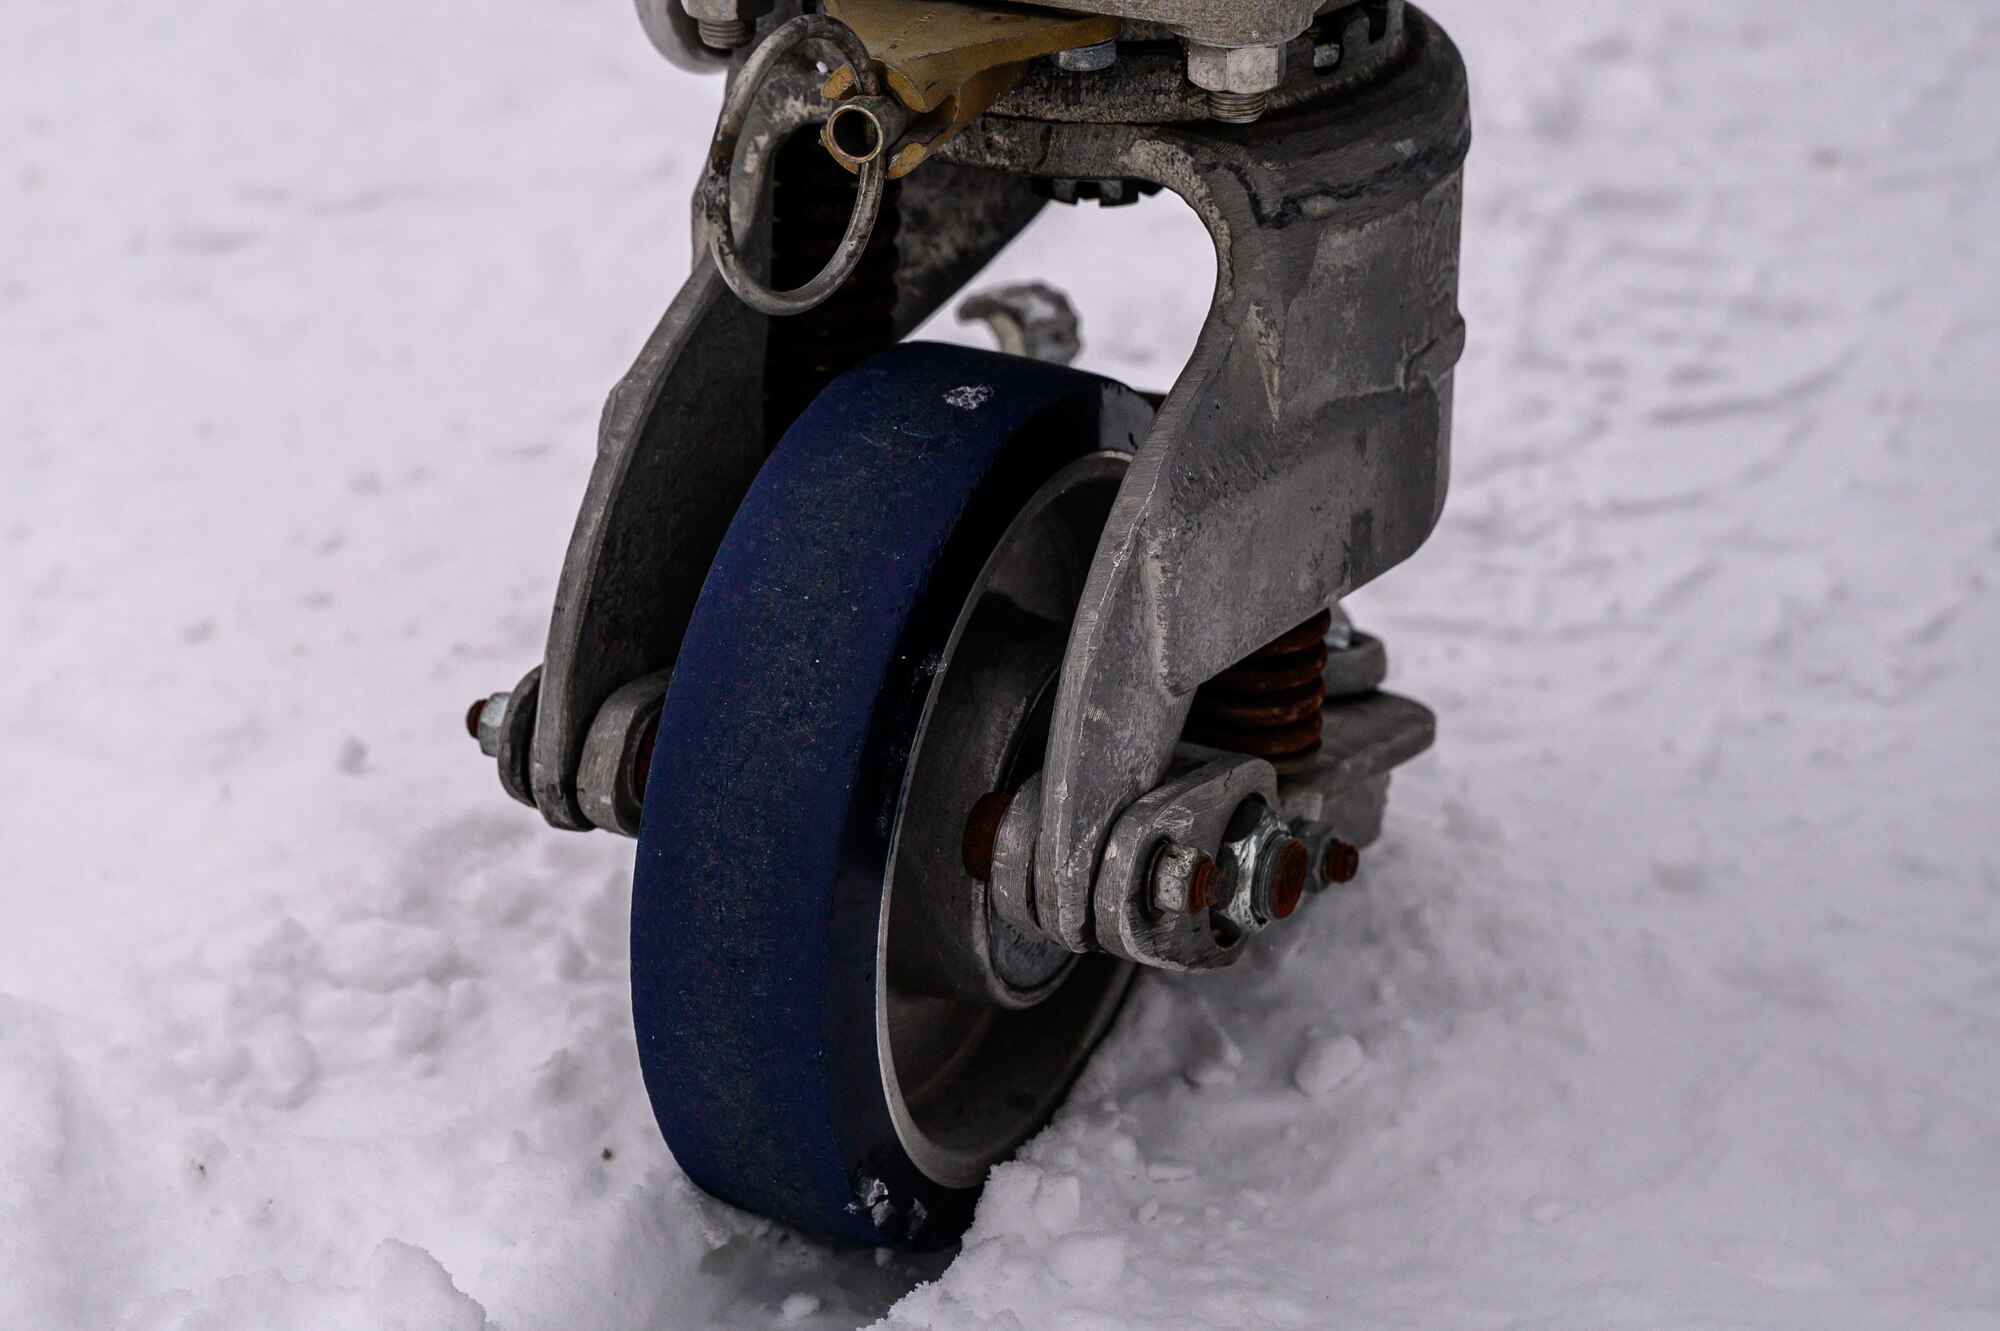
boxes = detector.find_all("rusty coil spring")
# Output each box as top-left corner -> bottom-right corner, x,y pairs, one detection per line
764,131 -> 902,445
1183,610 -> 1332,761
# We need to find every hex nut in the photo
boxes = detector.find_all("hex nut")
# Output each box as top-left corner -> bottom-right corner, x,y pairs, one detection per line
1214,799 -> 1314,934
473,692 -> 511,758
1185,41 -> 1286,95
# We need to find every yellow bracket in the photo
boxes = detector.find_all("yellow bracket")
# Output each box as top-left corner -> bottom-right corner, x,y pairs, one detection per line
822,0 -> 1118,177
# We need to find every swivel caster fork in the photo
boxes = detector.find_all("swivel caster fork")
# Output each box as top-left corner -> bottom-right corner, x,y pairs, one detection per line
477,0 -> 1467,1248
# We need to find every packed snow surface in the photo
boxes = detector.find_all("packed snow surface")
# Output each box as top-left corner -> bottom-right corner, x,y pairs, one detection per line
5,1 -> 1998,1327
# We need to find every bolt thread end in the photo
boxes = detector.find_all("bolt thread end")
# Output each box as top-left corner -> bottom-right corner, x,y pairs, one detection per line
696,17 -> 753,50
1207,89 -> 1269,124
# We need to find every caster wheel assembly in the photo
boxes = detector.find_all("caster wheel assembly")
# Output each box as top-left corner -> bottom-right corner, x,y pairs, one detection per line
476,0 -> 1466,1249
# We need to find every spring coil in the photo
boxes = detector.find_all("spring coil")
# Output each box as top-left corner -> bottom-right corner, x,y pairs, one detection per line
764,132 -> 902,445
1183,610 -> 1332,762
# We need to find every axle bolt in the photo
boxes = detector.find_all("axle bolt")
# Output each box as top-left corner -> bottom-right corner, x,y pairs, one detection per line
1268,837 -> 1310,920
1151,841 -> 1221,917
1321,839 -> 1360,885
465,698 -> 487,740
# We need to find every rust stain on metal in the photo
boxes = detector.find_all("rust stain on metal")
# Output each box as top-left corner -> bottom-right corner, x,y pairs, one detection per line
961,789 -> 1015,882
1186,853 -> 1220,915
1321,838 -> 1360,885
1268,838 -> 1309,920
633,711 -> 662,799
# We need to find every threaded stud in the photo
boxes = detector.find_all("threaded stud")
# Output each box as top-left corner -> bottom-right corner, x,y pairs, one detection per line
1207,89 -> 1269,124
696,17 -> 753,50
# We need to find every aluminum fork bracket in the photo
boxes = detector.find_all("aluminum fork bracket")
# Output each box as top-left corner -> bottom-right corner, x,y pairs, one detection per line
934,9 -> 1468,949
527,47 -> 1044,829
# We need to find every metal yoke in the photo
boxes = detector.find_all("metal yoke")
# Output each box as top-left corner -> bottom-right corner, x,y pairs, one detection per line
943,17 -> 1468,950
513,10 -> 1466,957
522,60 -> 1047,831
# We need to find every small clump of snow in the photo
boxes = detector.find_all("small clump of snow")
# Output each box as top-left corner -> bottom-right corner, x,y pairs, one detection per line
1292,1033 -> 1366,1099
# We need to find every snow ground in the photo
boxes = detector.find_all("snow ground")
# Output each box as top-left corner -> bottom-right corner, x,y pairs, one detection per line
4,0 -> 1998,1326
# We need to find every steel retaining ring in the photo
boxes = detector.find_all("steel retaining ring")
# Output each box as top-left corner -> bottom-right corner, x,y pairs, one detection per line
700,14 -> 889,317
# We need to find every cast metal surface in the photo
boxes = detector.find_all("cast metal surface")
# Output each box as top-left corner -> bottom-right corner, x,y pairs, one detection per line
932,11 -> 1468,952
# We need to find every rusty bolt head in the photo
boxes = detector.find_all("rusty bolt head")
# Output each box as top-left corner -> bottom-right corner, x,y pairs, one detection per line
1267,837 -> 1310,920
962,790 -> 1016,883
465,699 -> 488,740
1321,839 -> 1361,886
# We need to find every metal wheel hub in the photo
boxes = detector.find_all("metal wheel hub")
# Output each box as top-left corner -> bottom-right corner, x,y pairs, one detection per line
881,454 -> 1132,1187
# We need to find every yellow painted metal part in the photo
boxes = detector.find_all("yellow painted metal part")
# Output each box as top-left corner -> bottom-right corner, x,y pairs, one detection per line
822,0 -> 1119,176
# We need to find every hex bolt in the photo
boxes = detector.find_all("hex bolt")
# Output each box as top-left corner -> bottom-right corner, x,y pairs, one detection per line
1321,838 -> 1361,885
1055,39 -> 1118,74
1186,41 -> 1285,125
469,692 -> 511,758
1151,841 -> 1221,917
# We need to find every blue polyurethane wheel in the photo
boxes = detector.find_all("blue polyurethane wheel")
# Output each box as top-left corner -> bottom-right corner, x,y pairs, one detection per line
633,343 -> 1150,1249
